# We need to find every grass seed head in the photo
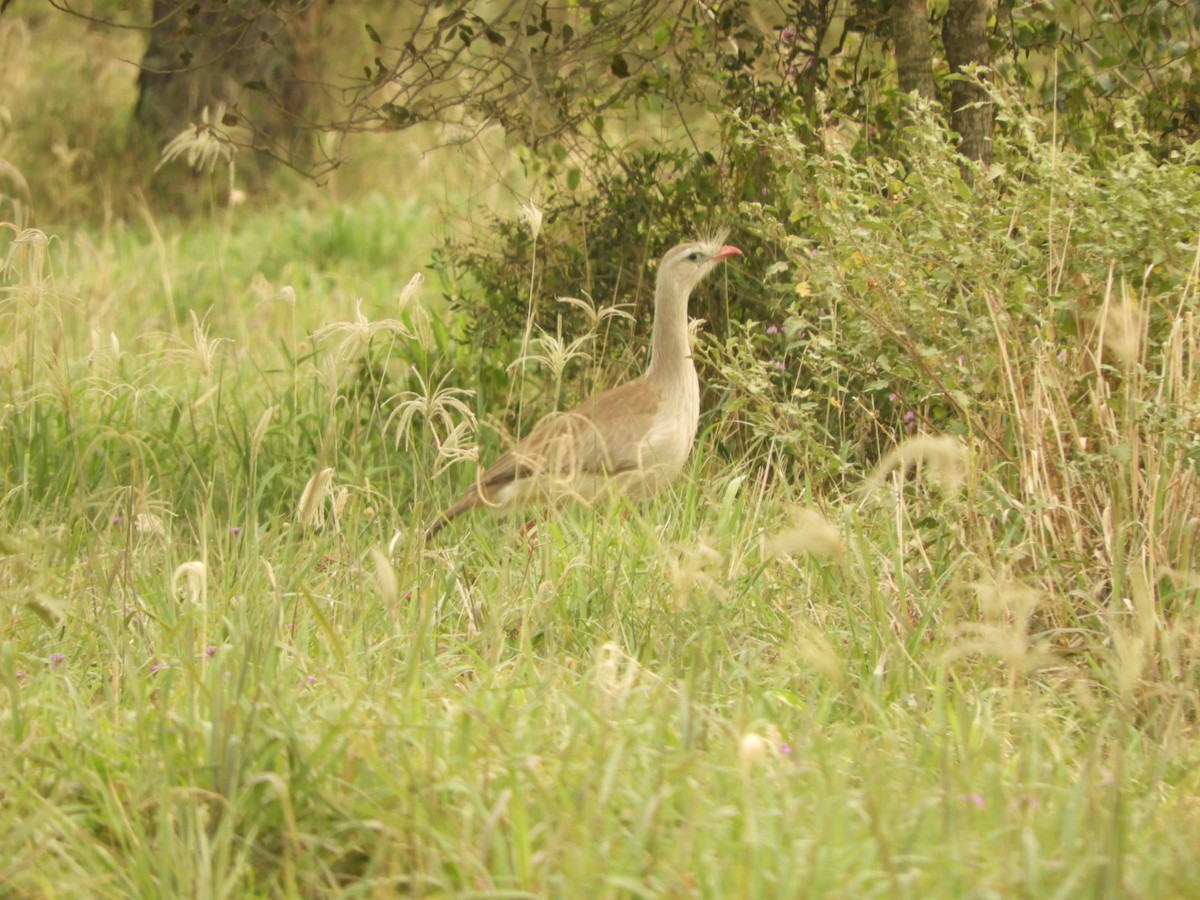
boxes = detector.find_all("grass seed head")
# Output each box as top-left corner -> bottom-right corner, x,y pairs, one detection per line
508,328 -> 595,381
738,724 -> 784,773
135,512 -> 165,536
172,561 -> 207,605
250,406 -> 275,470
666,537 -> 725,607
332,487 -> 350,531
312,298 -> 413,363
593,642 -> 652,703
520,200 -> 543,241
296,467 -> 336,530
397,272 -> 423,312
1098,282 -> 1146,371
557,294 -> 635,331
764,507 -> 844,560
0,159 -> 32,227
431,420 -> 480,477
2,226 -> 54,292
408,304 -> 435,351
370,546 -> 399,605
1110,625 -> 1147,704
739,732 -> 769,771
793,628 -> 847,688
387,370 -> 477,452
156,103 -> 239,174
859,434 -> 967,500
168,310 -> 228,379
946,581 -> 1052,676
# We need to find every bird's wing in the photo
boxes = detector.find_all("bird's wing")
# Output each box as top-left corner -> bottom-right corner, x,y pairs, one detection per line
476,378 -> 662,497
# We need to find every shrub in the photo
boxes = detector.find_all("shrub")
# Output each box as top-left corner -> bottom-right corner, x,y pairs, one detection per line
703,92 -> 1200,632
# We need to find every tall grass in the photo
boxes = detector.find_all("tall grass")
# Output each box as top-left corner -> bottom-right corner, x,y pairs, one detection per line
712,93 -> 1200,741
2,95 -> 1199,899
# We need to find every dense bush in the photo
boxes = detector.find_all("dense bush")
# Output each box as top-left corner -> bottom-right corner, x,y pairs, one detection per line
718,93 -> 1200,607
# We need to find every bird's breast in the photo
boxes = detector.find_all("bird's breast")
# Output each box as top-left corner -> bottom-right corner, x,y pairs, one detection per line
634,366 -> 700,486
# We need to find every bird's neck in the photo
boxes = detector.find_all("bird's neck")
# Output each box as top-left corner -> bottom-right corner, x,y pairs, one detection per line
645,278 -> 694,384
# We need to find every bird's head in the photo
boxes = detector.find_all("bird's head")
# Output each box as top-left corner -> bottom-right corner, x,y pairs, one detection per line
658,231 -> 743,297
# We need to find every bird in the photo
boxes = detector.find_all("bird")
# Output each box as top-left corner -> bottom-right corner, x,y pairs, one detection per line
424,234 -> 743,542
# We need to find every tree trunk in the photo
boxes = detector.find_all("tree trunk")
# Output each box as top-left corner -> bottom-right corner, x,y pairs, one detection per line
134,1 -> 318,172
893,0 -> 936,101
941,0 -> 995,165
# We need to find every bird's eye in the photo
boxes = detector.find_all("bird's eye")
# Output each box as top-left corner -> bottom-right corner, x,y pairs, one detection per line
686,251 -> 703,262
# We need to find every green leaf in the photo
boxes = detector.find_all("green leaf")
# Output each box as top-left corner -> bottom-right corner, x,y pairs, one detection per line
610,53 -> 630,78
365,22 -> 382,44
382,102 -> 410,123
1109,442 -> 1133,464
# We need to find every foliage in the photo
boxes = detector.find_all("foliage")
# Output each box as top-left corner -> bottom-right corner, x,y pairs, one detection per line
12,0 -> 1197,228
704,90 -> 1200,608
432,144 -> 769,428
1006,0 -> 1200,148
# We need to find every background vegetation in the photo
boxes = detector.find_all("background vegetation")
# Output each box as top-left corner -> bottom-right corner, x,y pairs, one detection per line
2,1 -> 1198,896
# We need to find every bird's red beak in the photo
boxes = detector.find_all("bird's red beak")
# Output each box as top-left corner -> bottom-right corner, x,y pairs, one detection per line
713,245 -> 743,261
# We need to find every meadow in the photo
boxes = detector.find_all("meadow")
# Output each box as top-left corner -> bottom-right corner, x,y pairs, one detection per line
3,10 -> 1200,899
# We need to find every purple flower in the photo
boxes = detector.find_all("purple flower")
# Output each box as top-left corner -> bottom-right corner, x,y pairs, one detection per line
49,653 -> 65,669
780,26 -> 797,44
15,670 -> 28,685
961,793 -> 985,808
766,324 -> 780,336
773,360 -> 787,371
230,526 -> 242,536
150,663 -> 164,673
779,743 -> 793,755
204,646 -> 217,658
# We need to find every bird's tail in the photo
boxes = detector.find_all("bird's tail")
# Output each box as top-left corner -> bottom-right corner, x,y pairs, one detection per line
423,489 -> 479,542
